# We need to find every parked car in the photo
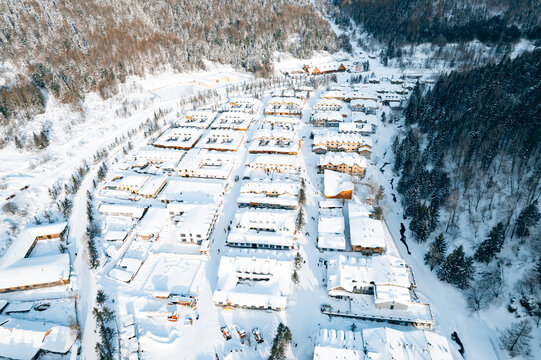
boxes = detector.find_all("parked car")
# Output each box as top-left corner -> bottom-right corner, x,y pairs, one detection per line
221,326 -> 232,340
236,327 -> 246,339
252,328 -> 264,343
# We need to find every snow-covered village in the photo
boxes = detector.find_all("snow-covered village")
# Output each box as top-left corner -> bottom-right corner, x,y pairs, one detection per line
0,1 -> 540,360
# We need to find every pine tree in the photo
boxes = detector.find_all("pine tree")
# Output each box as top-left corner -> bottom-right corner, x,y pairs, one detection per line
96,290 -> 108,305
474,222 -> 505,263
295,209 -> 305,232
500,320 -> 532,358
424,233 -> 447,270
294,252 -> 302,270
437,245 -> 475,289
40,129 -> 49,148
514,200 -> 540,238
14,136 -> 23,149
409,202 -> 436,242
298,187 -> 306,207
269,323 -> 292,360
97,162 -> 108,182
369,206 -> 384,220
291,270 -> 300,286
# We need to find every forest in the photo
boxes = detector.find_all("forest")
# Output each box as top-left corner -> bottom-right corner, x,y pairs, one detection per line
0,0 -> 338,121
393,49 -> 540,342
331,0 -> 541,46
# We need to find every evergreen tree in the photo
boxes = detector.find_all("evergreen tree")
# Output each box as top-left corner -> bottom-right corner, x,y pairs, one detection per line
97,162 -> 108,182
514,200 -> 540,238
291,270 -> 300,286
269,323 -> 292,360
409,202 -> 438,242
500,320 -> 532,358
437,245 -> 475,289
298,187 -> 306,207
295,209 -> 305,232
369,206 -> 384,220
96,290 -> 108,305
424,233 -> 447,270
294,252 -> 302,270
474,222 -> 505,263
14,136 -> 23,149
40,129 -> 49,148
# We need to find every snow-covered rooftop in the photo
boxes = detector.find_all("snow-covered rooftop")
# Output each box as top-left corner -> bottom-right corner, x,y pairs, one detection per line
136,146 -> 185,165
240,178 -> 299,196
363,327 -> 453,360
198,129 -> 245,151
327,254 -> 410,294
212,112 -> 254,130
157,178 -> 226,204
213,251 -> 293,310
0,253 -> 70,291
324,170 -> 353,199
0,222 -> 67,268
227,208 -> 296,248
314,328 -> 363,360
312,111 -> 344,122
176,149 -> 236,179
168,203 -> 218,242
248,154 -> 300,173
136,207 -> 169,238
0,315 -> 77,359
178,110 -> 216,128
153,127 -> 204,149
348,203 -> 386,250
137,176 -> 167,197
99,203 -> 147,219
320,152 -> 368,168
314,131 -> 371,146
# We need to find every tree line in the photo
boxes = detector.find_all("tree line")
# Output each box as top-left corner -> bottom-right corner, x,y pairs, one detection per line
330,0 -> 541,47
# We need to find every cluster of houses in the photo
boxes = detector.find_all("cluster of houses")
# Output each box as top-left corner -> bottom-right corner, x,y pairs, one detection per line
99,97 -> 264,263
318,170 -> 386,255
306,79 -> 439,336
212,88 -> 310,311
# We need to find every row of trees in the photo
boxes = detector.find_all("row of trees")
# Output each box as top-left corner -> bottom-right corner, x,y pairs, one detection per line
268,323 -> 292,360
94,290 -> 117,360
